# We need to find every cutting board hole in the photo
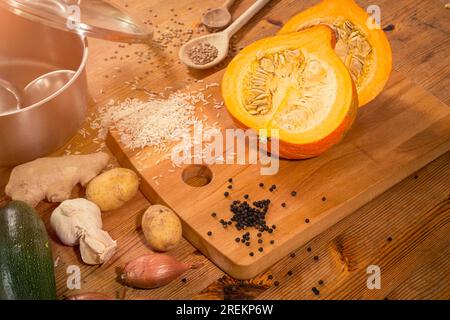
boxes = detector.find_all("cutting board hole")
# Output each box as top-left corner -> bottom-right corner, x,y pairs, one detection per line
182,165 -> 213,187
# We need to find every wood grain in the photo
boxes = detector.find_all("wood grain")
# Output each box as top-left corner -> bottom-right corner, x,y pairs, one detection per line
107,67 -> 450,280
196,153 -> 450,300
0,0 -> 449,299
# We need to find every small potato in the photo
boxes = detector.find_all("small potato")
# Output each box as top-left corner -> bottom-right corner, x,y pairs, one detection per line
86,168 -> 139,211
142,205 -> 182,252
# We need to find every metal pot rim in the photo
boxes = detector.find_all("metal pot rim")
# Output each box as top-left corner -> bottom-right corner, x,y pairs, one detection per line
0,35 -> 88,117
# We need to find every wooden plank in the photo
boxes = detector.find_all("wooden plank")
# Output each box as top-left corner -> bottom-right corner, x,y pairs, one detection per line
195,152 -> 450,300
0,0 -> 449,299
107,66 -> 450,279
41,151 -> 450,300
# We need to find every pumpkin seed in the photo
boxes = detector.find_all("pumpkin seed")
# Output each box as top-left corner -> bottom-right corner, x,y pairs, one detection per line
279,53 -> 286,65
254,93 -> 269,100
252,98 -> 268,106
251,88 -> 266,94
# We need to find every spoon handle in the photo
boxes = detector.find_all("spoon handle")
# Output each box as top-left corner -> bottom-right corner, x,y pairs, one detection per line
222,0 -> 237,10
224,0 -> 272,38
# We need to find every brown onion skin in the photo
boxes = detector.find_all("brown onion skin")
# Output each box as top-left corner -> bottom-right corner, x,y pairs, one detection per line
122,254 -> 202,289
65,292 -> 114,300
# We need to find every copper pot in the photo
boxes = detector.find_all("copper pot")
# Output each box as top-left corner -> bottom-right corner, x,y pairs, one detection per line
0,0 -> 152,167
0,8 -> 88,167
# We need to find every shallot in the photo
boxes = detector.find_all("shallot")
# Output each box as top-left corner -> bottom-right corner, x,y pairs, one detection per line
121,254 -> 202,289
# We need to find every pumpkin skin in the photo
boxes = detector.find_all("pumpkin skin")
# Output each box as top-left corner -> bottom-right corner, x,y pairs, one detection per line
222,26 -> 358,160
279,0 -> 392,107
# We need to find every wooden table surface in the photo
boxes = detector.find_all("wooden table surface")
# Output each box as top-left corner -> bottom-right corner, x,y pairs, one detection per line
1,0 -> 449,300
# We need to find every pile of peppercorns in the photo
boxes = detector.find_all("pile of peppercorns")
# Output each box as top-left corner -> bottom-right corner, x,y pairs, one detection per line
208,178 -> 318,257
210,179 -> 280,256
229,199 -> 271,231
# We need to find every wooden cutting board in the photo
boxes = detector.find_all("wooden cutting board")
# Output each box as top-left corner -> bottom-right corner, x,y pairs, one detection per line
107,70 -> 450,279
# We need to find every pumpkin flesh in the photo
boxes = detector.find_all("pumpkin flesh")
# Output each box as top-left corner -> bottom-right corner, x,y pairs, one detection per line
222,26 -> 358,159
279,0 -> 392,106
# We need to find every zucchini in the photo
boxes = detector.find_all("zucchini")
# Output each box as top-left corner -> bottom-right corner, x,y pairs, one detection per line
0,201 -> 57,300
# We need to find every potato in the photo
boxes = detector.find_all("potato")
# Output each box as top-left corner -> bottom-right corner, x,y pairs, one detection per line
141,205 -> 182,252
86,168 -> 139,211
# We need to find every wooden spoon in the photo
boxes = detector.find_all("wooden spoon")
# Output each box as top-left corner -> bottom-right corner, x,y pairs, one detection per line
180,0 -> 272,70
202,0 -> 237,30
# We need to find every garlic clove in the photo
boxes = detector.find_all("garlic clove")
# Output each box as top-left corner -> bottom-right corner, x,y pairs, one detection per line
79,229 -> 117,265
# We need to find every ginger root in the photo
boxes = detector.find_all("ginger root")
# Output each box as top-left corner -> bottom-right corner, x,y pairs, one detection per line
5,152 -> 110,207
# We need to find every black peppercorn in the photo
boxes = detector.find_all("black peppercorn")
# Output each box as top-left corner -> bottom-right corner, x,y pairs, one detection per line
235,237 -> 240,243
227,185 -> 232,189
228,178 -> 233,183
258,239 -> 263,244
290,252 -> 296,258
211,212 -> 217,217
387,236 -> 393,242
272,224 -> 276,229
243,194 -> 249,199
259,183 -> 264,187
224,192 -> 229,197
257,233 -> 262,238
382,24 -> 395,31
258,247 -> 263,252
268,275 -> 273,280
291,191 -> 297,197
181,278 -> 187,283
281,203 -> 286,208
313,255 -> 319,261
246,242 -> 250,246
270,240 -> 275,245
312,287 -> 320,296
249,252 -> 254,257
305,218 -> 310,223
207,231 -> 212,236
318,280 -> 324,285
307,247 -> 312,252
321,196 -> 326,201
287,271 -> 293,276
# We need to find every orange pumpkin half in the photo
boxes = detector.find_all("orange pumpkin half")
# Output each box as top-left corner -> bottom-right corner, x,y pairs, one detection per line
222,26 -> 358,159
279,0 -> 392,106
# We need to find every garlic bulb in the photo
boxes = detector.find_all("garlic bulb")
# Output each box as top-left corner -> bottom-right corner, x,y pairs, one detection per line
51,198 -> 117,265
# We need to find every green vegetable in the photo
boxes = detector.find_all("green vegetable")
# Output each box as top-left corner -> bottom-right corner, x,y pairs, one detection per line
0,201 -> 57,300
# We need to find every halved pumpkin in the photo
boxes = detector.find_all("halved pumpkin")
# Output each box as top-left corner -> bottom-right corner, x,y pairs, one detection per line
279,0 -> 392,106
222,26 -> 358,159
